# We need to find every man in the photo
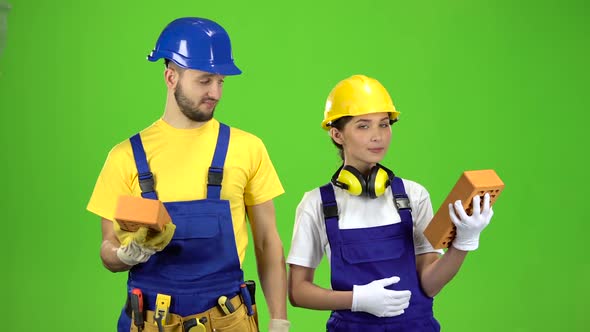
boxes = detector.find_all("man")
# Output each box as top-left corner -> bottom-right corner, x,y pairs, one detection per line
87,17 -> 290,332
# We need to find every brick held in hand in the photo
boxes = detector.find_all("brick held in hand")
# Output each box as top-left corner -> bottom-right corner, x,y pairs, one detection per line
114,195 -> 171,232
424,170 -> 505,249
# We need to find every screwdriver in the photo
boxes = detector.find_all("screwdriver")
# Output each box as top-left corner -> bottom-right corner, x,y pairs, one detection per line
130,288 -> 144,332
245,280 -> 258,326
240,283 -> 254,316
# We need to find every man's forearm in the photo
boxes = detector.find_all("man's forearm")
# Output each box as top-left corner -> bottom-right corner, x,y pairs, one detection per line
256,238 -> 288,319
100,239 -> 132,272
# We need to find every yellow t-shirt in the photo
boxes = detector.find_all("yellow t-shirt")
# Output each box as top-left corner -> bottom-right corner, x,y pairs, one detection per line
87,118 -> 284,265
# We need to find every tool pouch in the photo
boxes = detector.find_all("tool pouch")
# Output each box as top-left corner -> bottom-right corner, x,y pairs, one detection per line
206,302 -> 257,332
130,310 -> 183,332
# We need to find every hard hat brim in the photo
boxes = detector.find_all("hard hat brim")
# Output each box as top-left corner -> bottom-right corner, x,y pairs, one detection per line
321,110 -> 400,130
147,52 -> 242,76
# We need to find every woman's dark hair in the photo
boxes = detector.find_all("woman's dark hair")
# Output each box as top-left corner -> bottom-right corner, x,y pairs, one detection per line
329,116 -> 353,161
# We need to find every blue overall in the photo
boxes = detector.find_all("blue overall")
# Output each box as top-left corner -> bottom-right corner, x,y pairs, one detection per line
320,177 -> 440,332
117,123 -> 252,331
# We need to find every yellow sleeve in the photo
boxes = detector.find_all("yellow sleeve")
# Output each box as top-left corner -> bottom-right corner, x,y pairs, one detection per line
243,138 -> 284,206
86,141 -> 135,221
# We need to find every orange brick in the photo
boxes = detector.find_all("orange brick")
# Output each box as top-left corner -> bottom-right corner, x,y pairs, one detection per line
424,170 -> 505,249
114,195 -> 171,232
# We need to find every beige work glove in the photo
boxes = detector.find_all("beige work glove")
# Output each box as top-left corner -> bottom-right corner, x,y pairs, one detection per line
269,319 -> 290,332
116,223 -> 176,266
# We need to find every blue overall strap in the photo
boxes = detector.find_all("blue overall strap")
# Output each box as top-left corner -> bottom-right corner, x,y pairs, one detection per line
391,177 -> 412,222
319,184 -> 342,245
207,123 -> 230,200
129,134 -> 158,200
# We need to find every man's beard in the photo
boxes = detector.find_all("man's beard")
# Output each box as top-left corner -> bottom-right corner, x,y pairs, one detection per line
174,82 -> 217,122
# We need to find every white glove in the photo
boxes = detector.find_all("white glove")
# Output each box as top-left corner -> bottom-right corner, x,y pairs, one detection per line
116,240 -> 156,266
352,276 -> 411,317
269,319 -> 290,332
449,193 -> 494,251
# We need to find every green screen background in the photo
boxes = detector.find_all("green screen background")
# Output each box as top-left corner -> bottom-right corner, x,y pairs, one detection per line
1,0 -> 588,331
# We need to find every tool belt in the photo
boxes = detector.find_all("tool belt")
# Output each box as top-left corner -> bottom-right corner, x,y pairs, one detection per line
129,294 -> 258,332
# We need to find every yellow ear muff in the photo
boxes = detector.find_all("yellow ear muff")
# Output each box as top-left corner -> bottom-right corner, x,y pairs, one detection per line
336,166 -> 366,196
368,167 -> 391,198
331,164 -> 393,198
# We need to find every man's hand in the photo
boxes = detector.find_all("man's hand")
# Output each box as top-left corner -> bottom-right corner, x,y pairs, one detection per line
450,193 -> 494,251
115,223 -> 176,266
269,319 -> 290,332
352,276 -> 411,317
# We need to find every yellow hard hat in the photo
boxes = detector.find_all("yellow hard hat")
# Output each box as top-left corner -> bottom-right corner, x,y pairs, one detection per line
321,75 -> 400,130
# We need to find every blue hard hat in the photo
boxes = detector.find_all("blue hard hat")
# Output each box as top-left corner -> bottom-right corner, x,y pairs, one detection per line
147,17 -> 241,75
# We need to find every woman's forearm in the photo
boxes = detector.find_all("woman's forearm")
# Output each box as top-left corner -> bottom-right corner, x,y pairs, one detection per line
289,279 -> 353,311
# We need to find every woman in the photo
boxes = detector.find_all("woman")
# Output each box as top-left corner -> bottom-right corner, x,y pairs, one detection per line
287,75 -> 493,331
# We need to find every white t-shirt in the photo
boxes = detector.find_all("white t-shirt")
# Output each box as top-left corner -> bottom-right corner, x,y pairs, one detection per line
287,179 -> 444,268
